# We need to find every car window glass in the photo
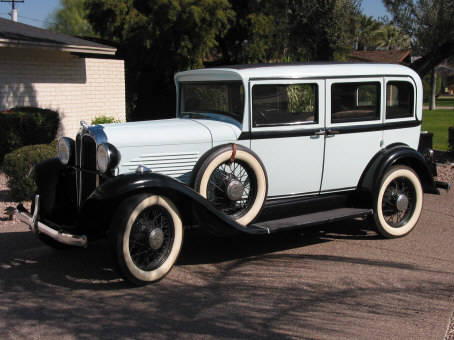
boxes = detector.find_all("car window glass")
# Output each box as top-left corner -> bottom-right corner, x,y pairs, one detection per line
180,82 -> 244,123
331,82 -> 380,123
252,84 -> 318,127
386,81 -> 414,119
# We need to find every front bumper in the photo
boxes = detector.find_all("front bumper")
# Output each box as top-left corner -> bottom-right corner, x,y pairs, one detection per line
15,195 -> 88,248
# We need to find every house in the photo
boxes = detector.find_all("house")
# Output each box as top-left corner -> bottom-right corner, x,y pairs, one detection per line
0,17 -> 125,137
348,50 -> 412,65
435,61 -> 454,95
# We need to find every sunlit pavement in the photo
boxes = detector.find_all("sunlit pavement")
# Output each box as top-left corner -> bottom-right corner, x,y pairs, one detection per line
1,190 -> 453,340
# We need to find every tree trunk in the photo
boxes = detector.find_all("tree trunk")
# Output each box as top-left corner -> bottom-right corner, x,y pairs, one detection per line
429,68 -> 437,111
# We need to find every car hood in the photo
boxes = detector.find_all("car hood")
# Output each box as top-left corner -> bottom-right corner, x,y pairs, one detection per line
100,118 -> 241,148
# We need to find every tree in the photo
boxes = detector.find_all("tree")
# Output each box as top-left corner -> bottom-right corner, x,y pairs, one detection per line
375,24 -> 410,50
355,15 -> 383,51
286,0 -> 361,61
218,0 -> 362,64
215,0 -> 287,64
85,0 -> 234,120
383,0 -> 454,77
46,0 -> 96,36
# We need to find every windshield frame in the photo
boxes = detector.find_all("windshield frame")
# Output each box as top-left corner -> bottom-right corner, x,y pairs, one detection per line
178,81 -> 245,126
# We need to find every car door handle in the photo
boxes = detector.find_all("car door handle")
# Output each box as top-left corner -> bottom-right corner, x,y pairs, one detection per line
313,130 -> 326,136
326,129 -> 339,137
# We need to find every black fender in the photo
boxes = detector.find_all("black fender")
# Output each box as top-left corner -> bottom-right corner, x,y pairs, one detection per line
34,158 -> 78,224
79,172 -> 266,236
358,144 -> 439,204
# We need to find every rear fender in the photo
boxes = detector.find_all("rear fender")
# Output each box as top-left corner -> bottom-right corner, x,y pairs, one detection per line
358,144 -> 439,203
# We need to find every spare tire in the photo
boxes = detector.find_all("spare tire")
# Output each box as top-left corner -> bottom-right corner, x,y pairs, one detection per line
193,144 -> 267,226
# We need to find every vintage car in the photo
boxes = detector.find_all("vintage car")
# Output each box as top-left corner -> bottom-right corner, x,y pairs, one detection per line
16,63 -> 449,285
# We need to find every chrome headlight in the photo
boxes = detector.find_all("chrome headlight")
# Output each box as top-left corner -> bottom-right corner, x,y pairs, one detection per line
57,137 -> 75,165
96,143 -> 120,173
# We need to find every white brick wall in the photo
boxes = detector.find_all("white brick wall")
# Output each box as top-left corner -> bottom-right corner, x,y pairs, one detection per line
0,47 -> 126,138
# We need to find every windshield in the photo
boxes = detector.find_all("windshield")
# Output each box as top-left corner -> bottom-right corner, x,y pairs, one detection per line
179,82 -> 245,124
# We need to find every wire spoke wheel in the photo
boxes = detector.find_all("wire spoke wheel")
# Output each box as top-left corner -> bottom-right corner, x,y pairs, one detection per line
381,176 -> 416,227
129,205 -> 175,271
113,194 -> 183,285
206,160 -> 257,219
194,144 -> 267,226
374,165 -> 423,238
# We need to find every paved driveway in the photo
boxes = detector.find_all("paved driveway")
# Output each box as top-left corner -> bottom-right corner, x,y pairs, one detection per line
1,191 -> 453,340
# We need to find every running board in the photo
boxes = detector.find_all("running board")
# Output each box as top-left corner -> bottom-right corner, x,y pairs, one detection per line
250,208 -> 373,234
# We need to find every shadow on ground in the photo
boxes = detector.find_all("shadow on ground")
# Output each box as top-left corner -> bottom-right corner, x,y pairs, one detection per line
0,219 -> 452,339
0,219 -> 378,291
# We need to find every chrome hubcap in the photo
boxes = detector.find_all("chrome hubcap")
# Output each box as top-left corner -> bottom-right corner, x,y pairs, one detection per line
396,194 -> 409,212
149,228 -> 165,250
226,179 -> 244,201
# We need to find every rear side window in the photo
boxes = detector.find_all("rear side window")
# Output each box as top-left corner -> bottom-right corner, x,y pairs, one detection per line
252,84 -> 318,127
331,82 -> 380,123
386,81 -> 414,119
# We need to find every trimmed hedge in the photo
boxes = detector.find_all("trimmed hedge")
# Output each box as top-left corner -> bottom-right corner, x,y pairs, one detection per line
2,142 -> 57,202
0,107 -> 60,164
91,115 -> 121,125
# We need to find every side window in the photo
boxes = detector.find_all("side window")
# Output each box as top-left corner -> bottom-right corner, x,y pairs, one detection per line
252,83 -> 318,127
331,82 -> 380,123
386,81 -> 414,119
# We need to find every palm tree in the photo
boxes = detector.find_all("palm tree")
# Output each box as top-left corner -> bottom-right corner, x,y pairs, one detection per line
375,24 -> 411,50
355,15 -> 382,51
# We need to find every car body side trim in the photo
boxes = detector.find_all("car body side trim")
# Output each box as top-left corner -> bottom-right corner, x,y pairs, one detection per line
238,120 -> 421,140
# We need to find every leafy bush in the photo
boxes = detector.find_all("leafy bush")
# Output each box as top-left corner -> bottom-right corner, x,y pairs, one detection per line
0,107 -> 60,165
91,115 -> 121,125
2,142 -> 57,202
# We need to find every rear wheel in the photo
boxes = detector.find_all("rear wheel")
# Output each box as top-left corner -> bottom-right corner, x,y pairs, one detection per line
112,194 -> 183,285
374,165 -> 423,238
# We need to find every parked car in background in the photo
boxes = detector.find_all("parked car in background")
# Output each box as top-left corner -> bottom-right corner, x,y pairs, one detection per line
16,63 -> 449,285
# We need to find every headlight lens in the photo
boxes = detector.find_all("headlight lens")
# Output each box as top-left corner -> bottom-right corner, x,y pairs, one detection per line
57,137 -> 74,165
96,143 -> 120,173
96,144 -> 110,173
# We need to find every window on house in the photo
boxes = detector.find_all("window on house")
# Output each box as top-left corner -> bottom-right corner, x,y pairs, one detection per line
386,81 -> 414,119
252,83 -> 318,127
331,82 -> 380,123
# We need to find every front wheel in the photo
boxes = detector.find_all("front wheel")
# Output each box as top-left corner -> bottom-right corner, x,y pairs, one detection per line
112,194 -> 183,285
373,165 -> 423,238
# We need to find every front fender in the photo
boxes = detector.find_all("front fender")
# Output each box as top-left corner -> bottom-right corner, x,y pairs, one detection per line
358,144 -> 439,202
79,172 -> 266,236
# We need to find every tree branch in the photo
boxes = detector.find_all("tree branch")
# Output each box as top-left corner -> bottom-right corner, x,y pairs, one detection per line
410,41 -> 454,77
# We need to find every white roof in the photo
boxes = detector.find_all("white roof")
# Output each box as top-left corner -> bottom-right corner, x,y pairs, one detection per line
175,63 -> 419,82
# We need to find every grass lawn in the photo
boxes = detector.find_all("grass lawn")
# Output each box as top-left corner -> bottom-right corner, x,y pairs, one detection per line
422,109 -> 454,150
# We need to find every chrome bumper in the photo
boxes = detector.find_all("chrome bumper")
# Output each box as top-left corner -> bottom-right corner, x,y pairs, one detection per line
16,195 -> 88,248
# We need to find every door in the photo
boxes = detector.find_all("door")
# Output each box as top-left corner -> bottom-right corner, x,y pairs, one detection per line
321,78 -> 384,192
249,79 -> 325,198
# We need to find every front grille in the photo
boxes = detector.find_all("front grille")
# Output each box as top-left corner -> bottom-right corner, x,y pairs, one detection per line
75,131 -> 98,208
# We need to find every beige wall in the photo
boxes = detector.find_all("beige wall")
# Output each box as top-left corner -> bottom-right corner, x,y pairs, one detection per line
0,47 -> 125,138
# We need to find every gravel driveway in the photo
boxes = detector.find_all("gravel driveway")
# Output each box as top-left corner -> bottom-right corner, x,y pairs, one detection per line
1,165 -> 453,339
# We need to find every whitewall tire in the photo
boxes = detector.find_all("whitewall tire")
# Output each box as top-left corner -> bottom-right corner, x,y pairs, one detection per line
193,145 -> 267,226
374,165 -> 423,238
112,194 -> 183,285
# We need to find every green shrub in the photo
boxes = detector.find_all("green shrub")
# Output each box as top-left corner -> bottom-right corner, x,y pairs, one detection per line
91,115 -> 121,125
2,141 -> 57,202
0,107 -> 60,165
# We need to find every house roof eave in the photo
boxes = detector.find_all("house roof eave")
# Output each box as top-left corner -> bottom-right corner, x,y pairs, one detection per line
0,38 -> 116,55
